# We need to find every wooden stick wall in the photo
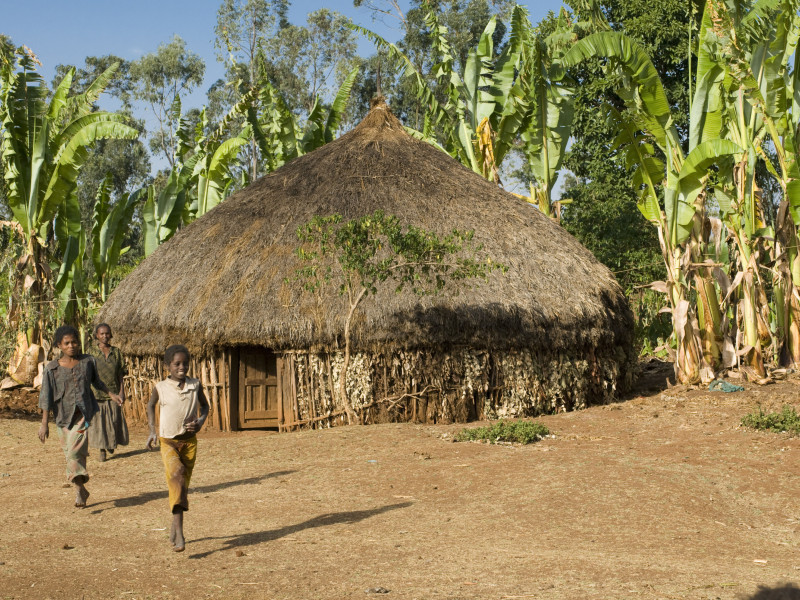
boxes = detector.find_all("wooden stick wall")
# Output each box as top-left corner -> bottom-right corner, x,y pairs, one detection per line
122,348 -> 511,432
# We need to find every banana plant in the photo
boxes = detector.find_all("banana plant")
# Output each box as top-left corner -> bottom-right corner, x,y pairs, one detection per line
712,0 -> 800,368
91,174 -> 143,302
54,228 -> 88,330
0,48 -> 138,348
562,20 -> 748,383
245,66 -> 360,176
351,4 -> 530,183
141,160 -> 197,256
141,96 -> 199,255
518,8 -> 577,220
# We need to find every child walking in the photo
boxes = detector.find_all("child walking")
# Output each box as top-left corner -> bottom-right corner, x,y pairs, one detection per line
38,325 -> 122,507
88,323 -> 130,461
146,344 -> 209,552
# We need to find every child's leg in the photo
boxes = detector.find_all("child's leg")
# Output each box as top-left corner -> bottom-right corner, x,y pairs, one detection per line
57,417 -> 90,507
160,437 -> 197,550
171,509 -> 185,551
159,437 -> 196,511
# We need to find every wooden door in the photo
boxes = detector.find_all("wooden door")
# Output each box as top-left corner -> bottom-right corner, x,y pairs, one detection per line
238,347 -> 280,428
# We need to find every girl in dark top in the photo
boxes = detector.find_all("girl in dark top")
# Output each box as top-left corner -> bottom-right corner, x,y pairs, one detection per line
38,325 -> 122,507
87,323 -> 129,461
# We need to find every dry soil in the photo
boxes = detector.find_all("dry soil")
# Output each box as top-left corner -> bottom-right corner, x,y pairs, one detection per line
1,361 -> 800,600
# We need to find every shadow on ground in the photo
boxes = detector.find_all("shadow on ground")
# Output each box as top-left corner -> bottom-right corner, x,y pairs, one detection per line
622,358 -> 675,400
187,501 -> 414,559
89,470 -> 296,514
100,447 -> 151,460
743,584 -> 800,600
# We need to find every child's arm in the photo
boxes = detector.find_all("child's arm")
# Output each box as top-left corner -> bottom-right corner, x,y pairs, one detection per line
37,368 -> 54,443
184,387 -> 210,434
38,410 -> 49,443
117,371 -> 126,404
146,386 -> 159,449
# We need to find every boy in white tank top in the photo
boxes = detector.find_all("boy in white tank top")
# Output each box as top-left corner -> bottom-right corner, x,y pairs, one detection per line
146,344 -> 209,552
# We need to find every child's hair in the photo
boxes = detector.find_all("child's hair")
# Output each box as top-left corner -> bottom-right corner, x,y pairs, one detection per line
54,325 -> 80,346
164,344 -> 190,364
93,323 -> 112,337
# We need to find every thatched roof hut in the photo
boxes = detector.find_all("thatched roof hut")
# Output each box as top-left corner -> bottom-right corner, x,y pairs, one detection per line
100,100 -> 635,431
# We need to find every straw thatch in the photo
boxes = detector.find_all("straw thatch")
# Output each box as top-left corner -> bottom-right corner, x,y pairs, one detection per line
100,101 -> 633,374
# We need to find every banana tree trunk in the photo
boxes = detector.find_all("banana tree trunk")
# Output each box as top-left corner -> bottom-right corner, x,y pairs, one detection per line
694,268 -> 723,370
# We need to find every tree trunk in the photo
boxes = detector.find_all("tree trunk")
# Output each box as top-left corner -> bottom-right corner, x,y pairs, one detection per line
339,289 -> 366,425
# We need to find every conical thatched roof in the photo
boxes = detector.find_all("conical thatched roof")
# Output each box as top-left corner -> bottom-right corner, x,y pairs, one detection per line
100,101 -> 633,357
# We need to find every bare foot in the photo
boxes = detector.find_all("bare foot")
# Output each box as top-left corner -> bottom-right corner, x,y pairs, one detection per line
172,511 -> 185,552
74,484 -> 89,508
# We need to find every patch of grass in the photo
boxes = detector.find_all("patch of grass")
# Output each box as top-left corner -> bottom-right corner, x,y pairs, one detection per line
454,420 -> 550,445
741,405 -> 800,435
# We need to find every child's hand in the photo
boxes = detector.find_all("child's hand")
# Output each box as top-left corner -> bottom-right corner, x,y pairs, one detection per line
146,433 -> 158,450
110,393 -> 123,406
184,418 -> 205,434
38,423 -> 48,443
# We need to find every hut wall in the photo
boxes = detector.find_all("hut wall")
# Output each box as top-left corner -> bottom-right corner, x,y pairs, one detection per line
282,345 -> 633,430
121,344 -> 634,432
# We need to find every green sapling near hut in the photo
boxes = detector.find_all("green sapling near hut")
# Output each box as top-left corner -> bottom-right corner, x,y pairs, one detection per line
294,210 -> 503,424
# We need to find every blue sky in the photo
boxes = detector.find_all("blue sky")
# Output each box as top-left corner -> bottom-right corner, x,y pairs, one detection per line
2,0 -> 564,104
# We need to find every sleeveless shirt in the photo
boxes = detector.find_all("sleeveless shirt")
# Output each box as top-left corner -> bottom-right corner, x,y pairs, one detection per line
155,377 -> 200,438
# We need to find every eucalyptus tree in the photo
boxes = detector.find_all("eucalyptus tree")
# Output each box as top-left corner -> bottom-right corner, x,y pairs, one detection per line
215,1 -> 359,180
0,46 -> 138,347
130,36 -> 205,167
215,0 -> 289,180
267,9 -> 360,114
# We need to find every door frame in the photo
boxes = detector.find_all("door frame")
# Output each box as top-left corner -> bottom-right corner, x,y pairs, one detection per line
233,346 -> 282,430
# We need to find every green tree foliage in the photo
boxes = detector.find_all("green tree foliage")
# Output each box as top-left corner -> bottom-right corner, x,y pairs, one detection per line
266,9 -> 360,113
294,210 -> 503,424
130,36 -> 206,167
214,1 -> 359,180
90,175 -> 144,302
554,0 -> 692,352
353,3 -> 531,183
214,0 -> 290,179
559,0 -> 691,286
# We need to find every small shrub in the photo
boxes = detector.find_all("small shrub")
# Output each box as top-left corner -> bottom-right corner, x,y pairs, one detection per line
741,406 -> 800,435
454,420 -> 550,445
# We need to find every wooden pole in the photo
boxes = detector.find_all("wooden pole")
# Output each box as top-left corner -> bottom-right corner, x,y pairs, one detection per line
220,350 -> 229,432
209,352 -> 221,431
200,360 -> 211,426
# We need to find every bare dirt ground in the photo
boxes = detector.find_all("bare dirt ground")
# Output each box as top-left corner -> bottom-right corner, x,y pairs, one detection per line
2,361 -> 800,600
